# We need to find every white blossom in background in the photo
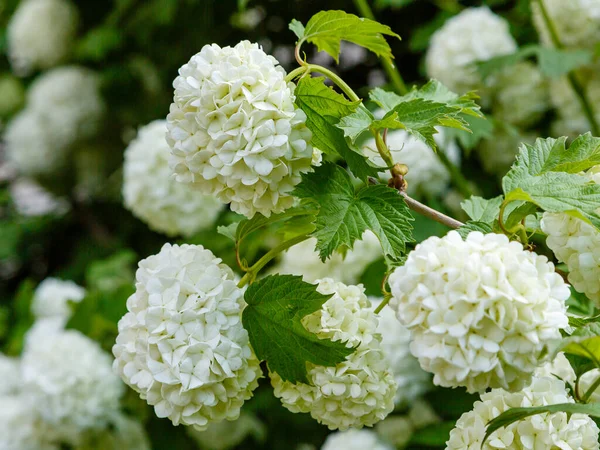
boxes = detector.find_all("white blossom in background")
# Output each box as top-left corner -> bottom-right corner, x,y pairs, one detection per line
167,41 -> 315,218
7,0 -> 79,76
425,7 -> 517,96
113,243 -> 262,430
187,412 -> 266,450
31,278 -> 85,328
372,298 -> 431,407
22,328 -> 124,442
10,178 -> 70,217
532,0 -> 600,49
365,127 -> 460,197
4,110 -> 71,176
535,352 -> 576,386
321,429 -> 393,450
123,120 -> 222,236
490,62 -> 548,128
541,166 -> 600,306
580,369 -> 600,403
477,129 -> 536,178
374,416 -> 414,449
27,66 -> 105,146
446,363 -> 599,449
271,279 -> 396,430
74,414 -> 151,450
274,230 -> 382,284
0,395 -> 59,450
389,231 -> 569,393
0,353 -> 22,395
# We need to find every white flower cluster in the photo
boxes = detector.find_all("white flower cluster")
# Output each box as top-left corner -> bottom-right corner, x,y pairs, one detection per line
321,429 -> 393,450
0,353 -> 21,396
390,231 -> 569,393
123,120 -> 222,237
274,231 -> 382,284
365,127 -> 460,197
10,178 -> 70,217
446,359 -> 599,449
372,298 -> 431,407
271,279 -> 396,430
7,0 -> 79,76
541,168 -> 600,306
5,66 -> 105,176
532,0 -> 600,50
580,369 -> 600,403
0,395 -> 59,450
31,277 -> 85,327
490,62 -> 548,128
425,7 -> 517,96
113,243 -> 262,430
167,41 -> 315,218
22,328 -> 124,440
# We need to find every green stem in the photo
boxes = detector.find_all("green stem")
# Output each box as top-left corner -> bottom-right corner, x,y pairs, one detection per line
237,234 -> 310,288
352,0 -> 408,95
374,294 -> 392,314
374,128 -> 394,168
535,0 -> 600,136
582,374 -> 600,403
285,66 -> 308,83
285,62 -> 361,103
436,148 -> 473,198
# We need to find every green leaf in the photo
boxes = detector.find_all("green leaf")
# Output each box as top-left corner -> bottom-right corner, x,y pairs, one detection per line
446,114 -> 494,151
337,107 -> 374,143
409,421 -> 455,446
217,222 -> 239,242
461,196 -> 503,224
298,10 -> 400,64
477,45 -> 539,80
289,19 -> 305,40
75,27 -> 123,62
484,403 -> 600,446
4,279 -> 35,356
536,134 -> 600,174
242,275 -> 354,384
456,221 -> 493,239
537,47 -> 593,78
293,162 -> 413,260
562,336 -> 600,366
86,250 -> 136,293
294,76 -> 377,179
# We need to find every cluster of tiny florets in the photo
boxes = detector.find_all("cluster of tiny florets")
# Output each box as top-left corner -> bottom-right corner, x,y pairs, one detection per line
31,277 -> 85,326
274,231 -> 382,284
10,178 -> 70,217
7,0 -> 79,75
321,429 -> 393,450
166,41 -> 315,218
271,278 -> 396,430
123,120 -> 222,237
112,243 -> 262,430
389,231 -> 569,393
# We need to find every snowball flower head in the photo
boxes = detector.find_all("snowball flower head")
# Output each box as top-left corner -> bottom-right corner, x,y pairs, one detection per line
365,127 -> 460,197
372,298 -> 430,406
532,0 -> 600,50
22,328 -> 124,440
10,179 -> 70,217
580,369 -> 600,404
446,367 -> 599,449
0,395 -> 59,450
0,353 -> 22,395
123,120 -> 222,236
31,277 -> 85,326
490,62 -> 548,128
321,429 -> 393,450
7,0 -> 79,76
112,243 -> 262,430
541,175 -> 600,306
425,7 -> 517,96
271,279 -> 396,430
27,66 -> 105,146
167,41 -> 315,218
389,231 -> 569,393
275,230 -> 382,284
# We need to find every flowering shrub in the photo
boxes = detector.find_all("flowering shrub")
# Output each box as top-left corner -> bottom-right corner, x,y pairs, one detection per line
4,1 -> 600,449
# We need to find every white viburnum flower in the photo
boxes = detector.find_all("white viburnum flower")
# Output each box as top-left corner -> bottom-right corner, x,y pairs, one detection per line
425,7 -> 517,96
364,127 -> 460,197
389,231 -> 570,393
31,277 -> 85,327
321,429 -> 394,450
535,352 -> 576,386
579,369 -> 600,403
27,66 -> 105,146
0,395 -> 59,450
187,411 -> 266,450
123,120 -> 222,237
446,368 -> 600,449
112,243 -> 262,431
10,179 -> 70,217
490,62 -> 548,128
375,416 -> 414,449
532,0 -> 600,50
22,328 -> 124,441
0,353 -> 22,395
271,279 -> 396,430
541,167 -> 600,306
4,110 -> 71,176
166,41 -> 315,218
7,0 -> 79,76
372,298 -> 431,407
274,230 -> 382,284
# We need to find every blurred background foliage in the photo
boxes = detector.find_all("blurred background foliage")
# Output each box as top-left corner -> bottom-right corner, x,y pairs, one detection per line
0,0 -> 554,449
